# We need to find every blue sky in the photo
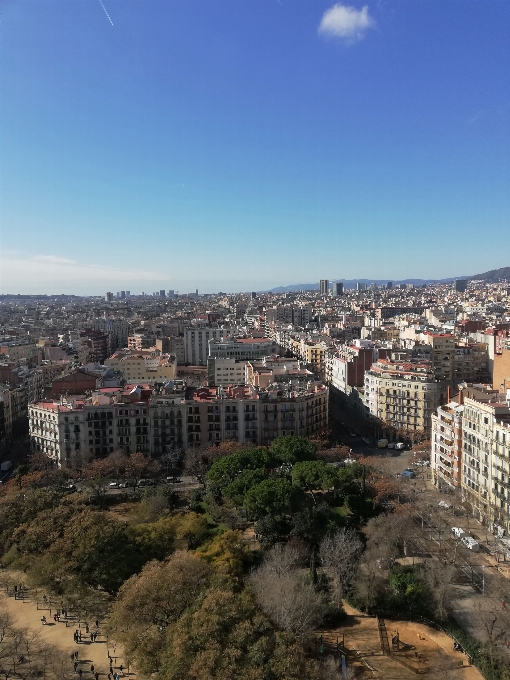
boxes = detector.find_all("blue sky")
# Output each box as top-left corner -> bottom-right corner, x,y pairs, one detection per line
1,0 -> 509,294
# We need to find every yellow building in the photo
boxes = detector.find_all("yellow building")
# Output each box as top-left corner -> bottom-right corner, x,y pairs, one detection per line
105,349 -> 176,383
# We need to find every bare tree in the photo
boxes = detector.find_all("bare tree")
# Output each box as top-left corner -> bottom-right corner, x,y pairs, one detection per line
476,600 -> 508,666
320,657 -> 356,680
250,544 -> 327,640
422,560 -> 456,621
319,529 -> 363,605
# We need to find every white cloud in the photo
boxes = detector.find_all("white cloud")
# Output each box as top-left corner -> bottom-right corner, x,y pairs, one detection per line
0,254 -> 168,293
318,4 -> 374,42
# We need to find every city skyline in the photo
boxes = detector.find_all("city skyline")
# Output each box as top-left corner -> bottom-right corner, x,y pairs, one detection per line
1,0 -> 510,294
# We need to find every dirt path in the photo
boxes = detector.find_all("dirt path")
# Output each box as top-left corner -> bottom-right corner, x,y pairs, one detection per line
0,590 -> 132,679
318,602 -> 484,679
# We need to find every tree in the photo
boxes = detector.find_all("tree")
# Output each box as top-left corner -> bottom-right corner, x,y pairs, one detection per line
243,478 -> 294,520
250,544 -> 327,640
422,560 -> 456,621
108,552 -> 211,675
160,585 -> 319,680
319,529 -> 363,605
48,509 -> 137,594
206,449 -> 271,493
125,452 -> 161,493
291,461 -> 337,505
223,468 -> 266,507
270,436 -> 317,464
82,458 -> 115,505
196,530 -> 250,578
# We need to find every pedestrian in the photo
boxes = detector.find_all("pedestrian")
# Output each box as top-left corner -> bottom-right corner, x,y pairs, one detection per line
119,665 -> 123,673
74,663 -> 78,673
85,624 -> 89,634
502,601 -> 506,610
79,632 -> 82,642
41,616 -> 46,625
90,665 -> 94,674
78,671 -> 83,680
90,633 -> 94,642
95,619 -> 99,628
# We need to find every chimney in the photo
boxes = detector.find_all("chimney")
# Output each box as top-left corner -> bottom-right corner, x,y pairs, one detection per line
458,389 -> 464,405
447,386 -> 451,403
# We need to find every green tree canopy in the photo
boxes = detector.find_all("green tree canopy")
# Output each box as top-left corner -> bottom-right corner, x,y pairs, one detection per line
243,478 -> 294,520
222,468 -> 266,507
108,552 -> 212,676
160,586 -> 319,680
270,436 -> 317,464
207,448 -> 271,491
291,461 -> 337,504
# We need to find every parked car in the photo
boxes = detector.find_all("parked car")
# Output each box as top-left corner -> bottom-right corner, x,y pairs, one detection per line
438,500 -> 451,510
109,481 -> 119,488
400,469 -> 415,479
395,442 -> 405,450
137,478 -> 155,487
461,536 -> 480,552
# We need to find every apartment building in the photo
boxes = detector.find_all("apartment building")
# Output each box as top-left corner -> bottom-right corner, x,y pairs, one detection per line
156,336 -> 185,364
0,341 -> 38,362
431,384 -> 510,535
105,349 -> 177,382
208,357 -> 247,387
326,342 -> 392,394
493,337 -> 510,393
128,333 -> 155,351
365,357 -> 446,433
148,383 -> 186,456
431,398 -> 463,488
492,418 -> 510,535
184,326 -> 237,365
188,381 -> 328,447
423,332 -> 455,382
29,384 -> 153,467
246,356 -> 313,389
208,337 -> 279,362
0,385 -> 28,437
87,318 -> 129,352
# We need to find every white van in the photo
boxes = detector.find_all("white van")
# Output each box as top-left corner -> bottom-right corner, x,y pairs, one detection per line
461,536 -> 480,552
451,527 -> 466,539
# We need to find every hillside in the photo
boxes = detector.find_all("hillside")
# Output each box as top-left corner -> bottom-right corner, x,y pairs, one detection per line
266,267 -> 510,292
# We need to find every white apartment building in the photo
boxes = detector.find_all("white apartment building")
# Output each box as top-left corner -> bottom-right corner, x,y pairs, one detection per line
365,357 -> 445,433
29,385 -> 153,467
184,327 -> 237,365
207,357 -> 247,387
431,384 -> 510,535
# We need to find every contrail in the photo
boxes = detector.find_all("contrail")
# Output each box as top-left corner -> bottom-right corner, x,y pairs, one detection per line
98,0 -> 114,26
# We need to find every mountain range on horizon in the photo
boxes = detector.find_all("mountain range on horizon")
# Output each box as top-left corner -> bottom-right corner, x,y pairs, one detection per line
265,266 -> 510,293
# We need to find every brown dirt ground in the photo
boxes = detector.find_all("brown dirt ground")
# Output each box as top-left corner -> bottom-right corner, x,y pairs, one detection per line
316,602 -> 484,679
0,589 -> 132,679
